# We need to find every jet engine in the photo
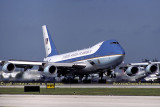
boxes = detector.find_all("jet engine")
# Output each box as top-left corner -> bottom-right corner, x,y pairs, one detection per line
145,64 -> 158,74
2,62 -> 15,73
44,65 -> 57,75
125,66 -> 139,76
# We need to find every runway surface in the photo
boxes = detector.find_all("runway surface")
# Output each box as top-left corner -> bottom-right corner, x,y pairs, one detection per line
0,95 -> 160,107
55,84 -> 160,88
1,83 -> 160,88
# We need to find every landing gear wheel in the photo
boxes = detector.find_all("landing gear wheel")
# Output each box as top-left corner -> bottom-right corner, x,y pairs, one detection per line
62,78 -> 78,83
83,79 -> 91,83
113,73 -> 116,78
98,79 -> 106,83
110,73 -> 116,78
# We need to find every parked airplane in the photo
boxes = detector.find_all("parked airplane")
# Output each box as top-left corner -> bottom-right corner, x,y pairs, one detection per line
0,25 -> 125,81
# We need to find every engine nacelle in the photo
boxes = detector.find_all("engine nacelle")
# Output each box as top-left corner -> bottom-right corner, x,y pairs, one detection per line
125,66 -> 139,76
146,64 -> 158,74
2,62 -> 15,73
44,65 -> 57,75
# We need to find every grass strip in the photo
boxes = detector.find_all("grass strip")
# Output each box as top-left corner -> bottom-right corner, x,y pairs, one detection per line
0,88 -> 160,96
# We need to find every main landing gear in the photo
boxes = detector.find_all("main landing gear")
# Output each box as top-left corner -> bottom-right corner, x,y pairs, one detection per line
98,72 -> 106,83
105,70 -> 116,78
82,75 -> 91,83
62,77 -> 79,83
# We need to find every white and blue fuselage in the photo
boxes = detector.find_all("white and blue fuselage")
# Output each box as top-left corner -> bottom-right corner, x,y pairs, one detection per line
44,40 -> 125,74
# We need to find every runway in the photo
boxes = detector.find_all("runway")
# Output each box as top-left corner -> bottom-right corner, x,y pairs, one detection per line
0,95 -> 160,107
55,83 -> 160,88
1,83 -> 160,88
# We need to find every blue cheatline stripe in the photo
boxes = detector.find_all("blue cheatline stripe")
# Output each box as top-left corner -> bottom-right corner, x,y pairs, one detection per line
57,54 -> 124,63
47,28 -> 59,57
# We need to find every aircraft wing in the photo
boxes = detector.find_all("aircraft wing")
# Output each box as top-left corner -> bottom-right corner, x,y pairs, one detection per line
0,60 -> 86,72
119,62 -> 160,77
120,62 -> 160,67
129,62 -> 160,66
0,60 -> 42,66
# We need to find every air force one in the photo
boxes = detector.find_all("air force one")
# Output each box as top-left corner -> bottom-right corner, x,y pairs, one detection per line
1,25 -> 160,82
0,25 -> 125,80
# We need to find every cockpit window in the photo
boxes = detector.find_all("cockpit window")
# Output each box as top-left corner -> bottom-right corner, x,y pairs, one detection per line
110,42 -> 119,44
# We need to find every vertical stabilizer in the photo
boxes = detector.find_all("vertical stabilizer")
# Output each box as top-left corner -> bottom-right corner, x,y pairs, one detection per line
42,25 -> 58,57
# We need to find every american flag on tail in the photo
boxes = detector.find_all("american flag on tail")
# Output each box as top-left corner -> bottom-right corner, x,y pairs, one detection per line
45,38 -> 48,44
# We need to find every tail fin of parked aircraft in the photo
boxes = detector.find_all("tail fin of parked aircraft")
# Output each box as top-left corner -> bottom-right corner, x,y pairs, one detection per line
42,25 -> 58,57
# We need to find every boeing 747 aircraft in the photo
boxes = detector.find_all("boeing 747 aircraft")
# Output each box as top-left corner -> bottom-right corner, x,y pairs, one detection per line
0,25 -> 125,81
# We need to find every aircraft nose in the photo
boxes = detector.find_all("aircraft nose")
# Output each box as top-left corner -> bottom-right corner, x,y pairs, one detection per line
116,54 -> 125,64
120,48 -> 125,55
114,47 -> 125,55
116,44 -> 125,55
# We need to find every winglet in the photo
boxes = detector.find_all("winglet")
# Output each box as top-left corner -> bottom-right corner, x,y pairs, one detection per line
42,25 -> 58,57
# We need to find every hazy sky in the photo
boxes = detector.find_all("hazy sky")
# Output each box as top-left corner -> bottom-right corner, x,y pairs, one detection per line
0,0 -> 160,63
